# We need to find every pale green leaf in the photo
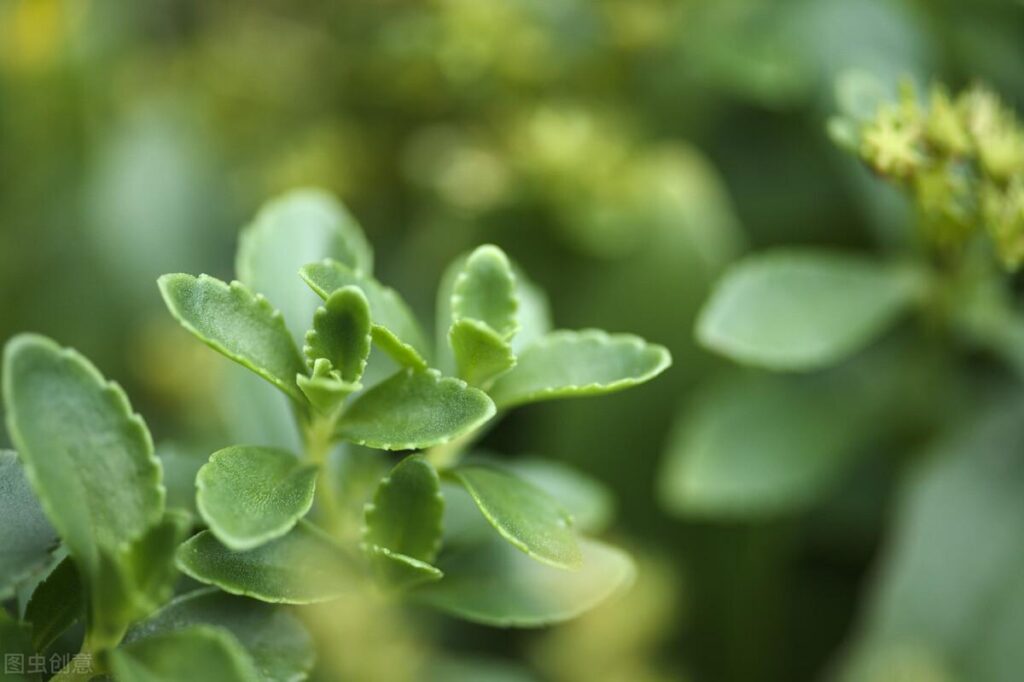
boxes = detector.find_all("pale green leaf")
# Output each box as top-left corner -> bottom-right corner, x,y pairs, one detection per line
336,369 -> 495,450
300,259 -> 428,359
509,269 -> 552,354
452,244 -> 519,339
176,522 -> 355,604
371,326 -> 428,370
296,359 -> 361,416
108,625 -> 260,682
659,376 -> 862,519
2,334 -> 164,574
449,319 -> 517,388
158,274 -> 306,402
365,545 -> 444,591
0,451 -> 58,598
488,330 -> 671,408
236,188 -> 373,343
836,401 -> 1024,682
126,588 -> 315,682
448,465 -> 581,570
505,458 -> 615,534
25,556 -> 82,653
696,250 -> 923,371
197,446 -> 318,551
435,253 -> 467,375
304,286 -> 372,383
414,538 -> 634,627
363,455 -> 443,563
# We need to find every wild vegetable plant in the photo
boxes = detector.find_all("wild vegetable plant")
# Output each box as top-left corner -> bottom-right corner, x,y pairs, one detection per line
660,81 -> 1024,516
1,190 -> 670,681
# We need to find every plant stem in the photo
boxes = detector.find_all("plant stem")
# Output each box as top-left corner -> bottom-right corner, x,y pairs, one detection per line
425,433 -> 471,470
306,415 -> 342,533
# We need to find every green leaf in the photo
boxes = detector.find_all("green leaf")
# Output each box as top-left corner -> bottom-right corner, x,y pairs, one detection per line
304,286 -> 372,383
126,588 -> 315,682
696,250 -> 923,371
236,188 -> 374,343
89,511 -> 192,649
658,375 -> 862,519
0,610 -> 37,682
336,369 -> 495,450
0,451 -> 58,598
363,455 -> 444,563
505,458 -> 615,534
413,537 -> 634,627
365,545 -> 444,591
835,401 -> 1024,681
451,245 -> 519,339
449,319 -> 517,388
448,465 -> 581,570
2,334 -> 164,575
25,557 -> 82,653
300,259 -> 428,361
176,521 -> 354,604
296,359 -> 361,416
159,274 -> 307,403
371,326 -> 428,370
488,330 -> 671,409
108,625 -> 260,682
197,446 -> 319,551
509,268 -> 552,354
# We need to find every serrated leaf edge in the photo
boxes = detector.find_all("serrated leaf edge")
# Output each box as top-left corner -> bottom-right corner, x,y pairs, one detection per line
2,334 -> 166,571
158,274 -> 306,403
492,329 -> 672,408
195,447 -> 319,551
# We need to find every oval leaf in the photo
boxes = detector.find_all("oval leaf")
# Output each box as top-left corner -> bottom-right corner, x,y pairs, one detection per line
304,286 -> 372,383
158,274 -> 306,402
176,522 -> 354,604
452,244 -> 519,339
126,588 -> 315,682
2,334 -> 164,574
505,458 -> 615,534
108,625 -> 260,682
236,188 -> 373,343
449,319 -> 517,388
488,330 -> 671,408
336,369 -> 495,450
658,376 -> 861,519
696,250 -> 922,371
300,259 -> 428,359
363,455 -> 443,563
413,538 -> 634,627
197,446 -> 319,551
449,465 -> 581,570
0,451 -> 58,598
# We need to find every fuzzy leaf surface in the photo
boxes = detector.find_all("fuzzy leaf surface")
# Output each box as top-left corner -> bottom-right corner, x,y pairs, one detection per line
363,454 -> 443,563
197,446 -> 318,551
336,369 -> 495,450
2,334 -> 164,574
158,274 -> 306,402
176,522 -> 354,604
449,465 -> 580,570
488,330 -> 671,408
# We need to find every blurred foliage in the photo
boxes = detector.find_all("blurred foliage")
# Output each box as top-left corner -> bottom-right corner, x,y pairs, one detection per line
1,0 -> 1023,680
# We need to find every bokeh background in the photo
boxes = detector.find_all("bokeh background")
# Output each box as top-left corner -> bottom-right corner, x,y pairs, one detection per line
1,1 -> 1023,680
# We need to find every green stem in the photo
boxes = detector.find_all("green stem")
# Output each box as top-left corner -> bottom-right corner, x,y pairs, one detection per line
306,415 -> 342,534
424,433 -> 471,470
